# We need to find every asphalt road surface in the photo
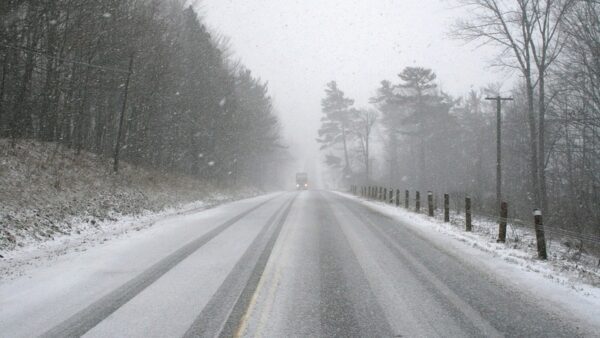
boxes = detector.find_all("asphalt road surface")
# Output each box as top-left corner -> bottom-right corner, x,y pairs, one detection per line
1,191 -> 597,337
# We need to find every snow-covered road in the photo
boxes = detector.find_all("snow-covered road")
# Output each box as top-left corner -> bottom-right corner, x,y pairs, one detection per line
1,191 -> 599,337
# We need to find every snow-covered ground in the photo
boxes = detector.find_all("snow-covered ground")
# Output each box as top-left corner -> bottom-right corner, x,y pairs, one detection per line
336,191 -> 600,322
0,139 -> 264,279
0,193 -> 282,337
0,193 -> 262,282
1,190 -> 598,336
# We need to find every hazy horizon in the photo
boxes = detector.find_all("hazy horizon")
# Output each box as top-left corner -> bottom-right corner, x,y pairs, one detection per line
199,0 -> 513,184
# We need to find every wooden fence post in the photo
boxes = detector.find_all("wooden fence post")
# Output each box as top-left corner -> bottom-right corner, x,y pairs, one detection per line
533,209 -> 548,259
416,191 -> 420,212
465,197 -> 472,231
389,188 -> 393,203
405,190 -> 409,208
396,189 -> 400,207
383,188 -> 387,202
428,191 -> 434,216
498,201 -> 507,243
444,193 -> 449,222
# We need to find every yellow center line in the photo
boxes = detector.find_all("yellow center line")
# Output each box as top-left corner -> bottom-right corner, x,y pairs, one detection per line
233,204 -> 295,338
255,227 -> 290,336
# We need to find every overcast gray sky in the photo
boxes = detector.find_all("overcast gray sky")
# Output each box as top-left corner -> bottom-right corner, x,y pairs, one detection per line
199,0 -> 509,174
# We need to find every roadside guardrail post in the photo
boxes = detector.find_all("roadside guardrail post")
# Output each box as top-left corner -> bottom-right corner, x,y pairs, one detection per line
498,201 -> 507,243
416,191 -> 420,212
533,209 -> 548,259
444,193 -> 449,222
428,191 -> 434,216
466,197 -> 472,231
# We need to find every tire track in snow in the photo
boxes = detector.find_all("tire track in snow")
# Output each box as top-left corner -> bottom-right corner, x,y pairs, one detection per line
317,193 -> 394,337
41,194 -> 281,338
183,193 -> 297,337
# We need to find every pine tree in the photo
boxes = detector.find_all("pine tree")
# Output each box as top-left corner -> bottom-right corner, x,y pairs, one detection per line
317,81 -> 357,177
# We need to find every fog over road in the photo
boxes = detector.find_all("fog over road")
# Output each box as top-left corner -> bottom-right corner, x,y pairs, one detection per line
1,191 -> 596,337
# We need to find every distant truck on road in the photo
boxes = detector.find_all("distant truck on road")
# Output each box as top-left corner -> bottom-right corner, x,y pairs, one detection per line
296,172 -> 308,190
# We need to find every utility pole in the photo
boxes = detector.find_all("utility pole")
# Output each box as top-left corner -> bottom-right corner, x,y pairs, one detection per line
113,53 -> 135,173
233,157 -> 238,187
365,121 -> 370,184
485,96 -> 513,209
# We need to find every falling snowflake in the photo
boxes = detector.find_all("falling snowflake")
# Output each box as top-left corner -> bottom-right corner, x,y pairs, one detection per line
198,153 -> 204,158
208,161 -> 215,166
49,19 -> 57,25
103,13 -> 112,18
219,98 -> 226,107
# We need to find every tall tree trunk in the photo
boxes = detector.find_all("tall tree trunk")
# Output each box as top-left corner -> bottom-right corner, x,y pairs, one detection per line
341,125 -> 350,175
365,125 -> 370,184
538,67 -> 548,215
389,131 -> 398,186
0,52 -> 7,136
11,26 -> 38,146
418,128 -> 426,191
38,0 -> 58,141
525,74 -> 541,208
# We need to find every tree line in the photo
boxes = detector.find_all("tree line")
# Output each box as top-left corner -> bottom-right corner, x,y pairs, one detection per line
0,0 -> 284,187
318,0 -> 599,240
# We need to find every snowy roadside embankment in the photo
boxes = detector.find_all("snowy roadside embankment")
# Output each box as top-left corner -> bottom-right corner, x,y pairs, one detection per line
337,191 -> 600,295
0,139 -> 263,278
